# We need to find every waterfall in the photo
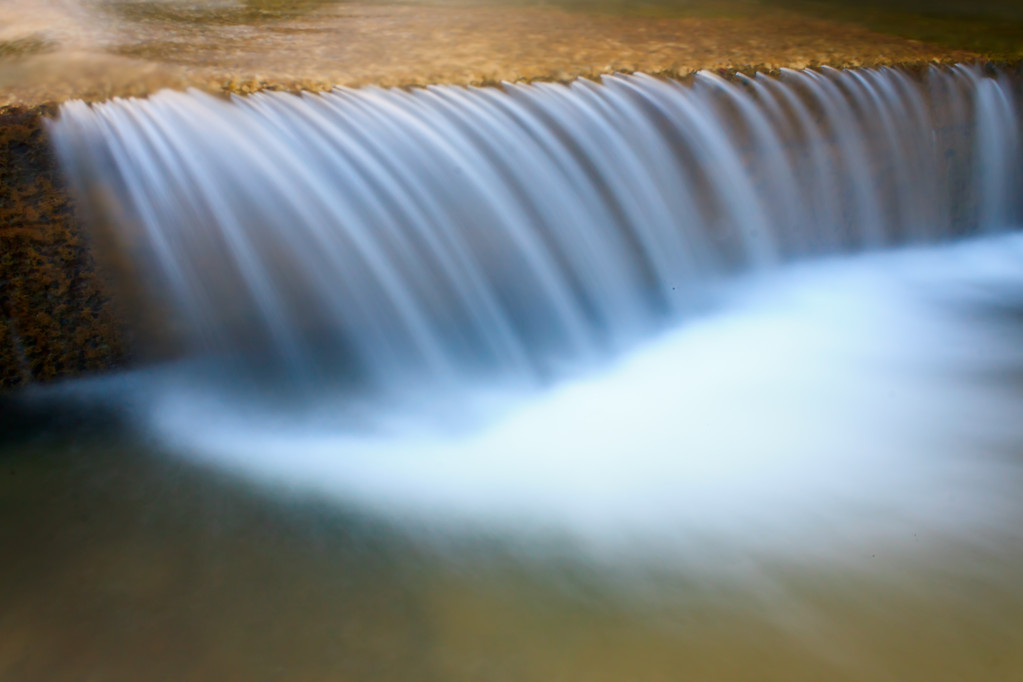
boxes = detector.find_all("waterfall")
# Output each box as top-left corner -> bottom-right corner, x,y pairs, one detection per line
42,64 -> 1023,563
49,65 -> 1023,390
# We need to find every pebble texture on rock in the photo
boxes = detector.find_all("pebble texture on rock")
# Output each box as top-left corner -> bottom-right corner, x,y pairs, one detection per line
0,106 -> 128,387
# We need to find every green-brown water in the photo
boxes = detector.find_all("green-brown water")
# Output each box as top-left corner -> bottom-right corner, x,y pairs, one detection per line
4,405 -> 1023,682
7,236 -> 1023,682
94,0 -> 1023,58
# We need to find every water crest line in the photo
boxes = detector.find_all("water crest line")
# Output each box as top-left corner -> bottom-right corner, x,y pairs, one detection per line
49,65 -> 1023,388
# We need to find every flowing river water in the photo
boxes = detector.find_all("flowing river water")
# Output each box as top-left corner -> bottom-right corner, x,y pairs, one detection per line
3,64 -> 1023,680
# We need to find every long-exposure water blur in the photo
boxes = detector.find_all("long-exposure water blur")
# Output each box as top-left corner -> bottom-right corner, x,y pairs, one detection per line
3,1 -> 1023,681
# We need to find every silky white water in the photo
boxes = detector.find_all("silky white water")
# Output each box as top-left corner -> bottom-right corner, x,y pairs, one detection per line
133,232 -> 1023,574
48,64 -> 1023,571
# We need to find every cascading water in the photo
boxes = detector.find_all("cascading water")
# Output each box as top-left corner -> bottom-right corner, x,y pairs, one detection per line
51,65 -> 1022,385
46,65 -> 1023,567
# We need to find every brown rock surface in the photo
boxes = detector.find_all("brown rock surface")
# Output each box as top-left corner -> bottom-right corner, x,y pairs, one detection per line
0,105 -> 129,387
0,2 -> 981,106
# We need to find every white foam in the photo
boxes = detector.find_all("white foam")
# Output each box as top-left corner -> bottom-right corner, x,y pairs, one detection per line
147,234 -> 1023,569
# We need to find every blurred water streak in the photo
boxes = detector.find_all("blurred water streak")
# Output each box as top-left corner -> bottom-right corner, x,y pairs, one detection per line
50,65 -> 1023,384
14,63 -> 1023,681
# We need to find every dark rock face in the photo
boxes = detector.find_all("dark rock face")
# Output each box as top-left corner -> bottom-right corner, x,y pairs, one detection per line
0,106 -> 128,388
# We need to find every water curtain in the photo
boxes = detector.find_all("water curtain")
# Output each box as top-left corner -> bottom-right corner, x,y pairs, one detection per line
50,65 -> 1023,387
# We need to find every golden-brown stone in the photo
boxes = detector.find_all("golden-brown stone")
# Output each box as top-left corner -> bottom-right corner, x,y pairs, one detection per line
0,105 -> 129,387
0,2 -> 983,107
